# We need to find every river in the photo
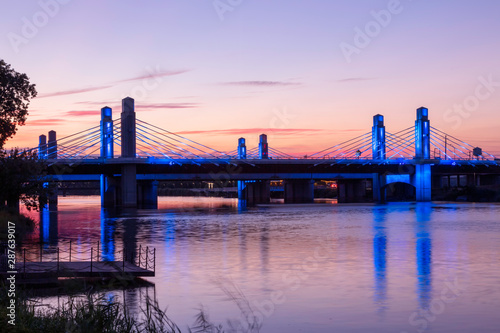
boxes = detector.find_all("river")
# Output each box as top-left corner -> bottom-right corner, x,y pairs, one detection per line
20,196 -> 500,332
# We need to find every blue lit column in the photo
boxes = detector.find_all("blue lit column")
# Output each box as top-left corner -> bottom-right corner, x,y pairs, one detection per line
100,106 -> 116,208
413,107 -> 432,201
415,107 -> 430,159
372,114 -> 386,160
100,106 -> 114,158
237,138 -> 247,205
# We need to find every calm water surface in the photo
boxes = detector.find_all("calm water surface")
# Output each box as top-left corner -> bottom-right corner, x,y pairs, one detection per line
22,196 -> 500,332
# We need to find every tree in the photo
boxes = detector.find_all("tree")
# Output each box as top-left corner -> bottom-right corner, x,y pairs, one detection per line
0,59 -> 37,149
0,148 -> 48,212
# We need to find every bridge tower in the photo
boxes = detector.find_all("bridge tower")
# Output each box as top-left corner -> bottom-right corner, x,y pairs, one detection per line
372,114 -> 386,202
259,134 -> 268,159
38,135 -> 47,159
100,106 -> 117,208
120,97 -> 138,208
413,107 -> 432,201
372,114 -> 386,160
238,135 -> 271,205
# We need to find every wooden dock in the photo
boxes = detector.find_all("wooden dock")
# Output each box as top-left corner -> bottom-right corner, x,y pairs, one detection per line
2,243 -> 155,282
12,261 -> 154,279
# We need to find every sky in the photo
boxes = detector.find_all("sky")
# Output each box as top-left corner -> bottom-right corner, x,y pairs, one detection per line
1,0 -> 500,155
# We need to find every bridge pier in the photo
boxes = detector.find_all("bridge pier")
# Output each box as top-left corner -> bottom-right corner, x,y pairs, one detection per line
138,180 -> 158,209
413,107 -> 432,202
241,181 -> 271,205
372,173 -> 386,203
337,179 -> 369,203
284,179 -> 314,203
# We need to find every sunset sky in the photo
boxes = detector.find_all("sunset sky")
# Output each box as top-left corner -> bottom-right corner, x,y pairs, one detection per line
1,0 -> 500,155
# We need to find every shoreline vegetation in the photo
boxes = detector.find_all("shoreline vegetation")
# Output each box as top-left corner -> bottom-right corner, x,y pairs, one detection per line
0,278 -> 261,333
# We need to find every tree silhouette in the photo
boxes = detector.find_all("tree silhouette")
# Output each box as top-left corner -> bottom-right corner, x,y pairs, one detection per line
0,59 -> 37,149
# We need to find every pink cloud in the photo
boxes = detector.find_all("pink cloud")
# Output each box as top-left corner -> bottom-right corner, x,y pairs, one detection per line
37,85 -> 113,98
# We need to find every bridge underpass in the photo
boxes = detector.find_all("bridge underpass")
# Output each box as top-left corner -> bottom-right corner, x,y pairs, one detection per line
31,97 -> 500,208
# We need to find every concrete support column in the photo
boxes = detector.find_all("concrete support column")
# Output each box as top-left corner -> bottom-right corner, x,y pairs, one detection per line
120,97 -> 137,208
121,97 -> 136,158
243,181 -> 270,205
284,179 -> 314,203
48,130 -> 57,159
138,180 -> 158,209
337,179 -> 368,203
372,114 -> 386,160
121,164 -> 137,208
38,135 -> 47,159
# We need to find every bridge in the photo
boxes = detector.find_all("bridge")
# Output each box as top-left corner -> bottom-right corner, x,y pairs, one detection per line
31,97 -> 500,208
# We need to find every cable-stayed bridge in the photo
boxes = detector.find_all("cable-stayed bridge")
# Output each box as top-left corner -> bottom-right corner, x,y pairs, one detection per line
30,97 -> 500,208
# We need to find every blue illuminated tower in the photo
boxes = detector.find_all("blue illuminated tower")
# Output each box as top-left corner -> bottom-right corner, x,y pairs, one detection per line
238,137 -> 246,159
415,107 -> 430,159
413,107 -> 432,201
372,114 -> 386,160
259,134 -> 268,159
100,106 -> 114,158
38,134 -> 47,159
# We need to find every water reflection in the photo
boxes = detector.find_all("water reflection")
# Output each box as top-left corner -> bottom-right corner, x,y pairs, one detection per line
39,205 -> 58,246
372,207 -> 388,318
100,209 -> 115,261
415,204 -> 433,311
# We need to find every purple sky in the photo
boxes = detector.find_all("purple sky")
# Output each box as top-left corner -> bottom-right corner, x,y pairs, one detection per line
2,0 -> 500,155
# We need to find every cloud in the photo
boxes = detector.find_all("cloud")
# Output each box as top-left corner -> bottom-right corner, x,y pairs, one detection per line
115,69 -> 190,83
27,119 -> 66,126
65,110 -> 101,117
222,81 -> 301,87
36,69 -> 189,99
37,85 -> 113,98
175,128 -> 335,136
336,77 -> 374,83
138,102 -> 199,110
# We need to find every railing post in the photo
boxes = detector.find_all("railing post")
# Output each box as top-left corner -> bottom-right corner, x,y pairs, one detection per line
153,248 -> 156,273
40,242 -> 42,262
138,245 -> 142,267
90,247 -> 93,274
97,241 -> 99,262
69,240 -> 72,262
146,246 -> 149,270
23,249 -> 26,274
57,248 -> 59,272
123,251 -> 125,272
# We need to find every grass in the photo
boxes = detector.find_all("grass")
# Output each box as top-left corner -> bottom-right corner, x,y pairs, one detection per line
0,280 -> 262,333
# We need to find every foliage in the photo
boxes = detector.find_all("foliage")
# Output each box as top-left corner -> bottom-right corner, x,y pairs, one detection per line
0,148 -> 48,212
0,59 -> 37,149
